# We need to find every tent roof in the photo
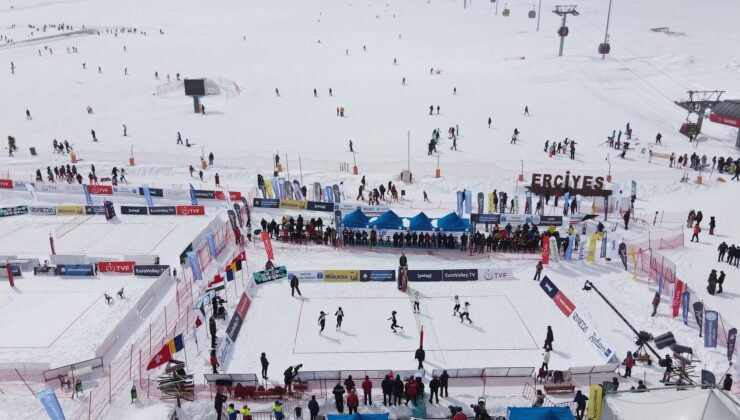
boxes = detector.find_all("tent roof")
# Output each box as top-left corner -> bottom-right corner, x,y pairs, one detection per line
602,388 -> 740,420
370,210 -> 404,230
328,414 -> 390,420
507,407 -> 575,420
341,209 -> 370,228
409,212 -> 434,231
436,212 -> 470,232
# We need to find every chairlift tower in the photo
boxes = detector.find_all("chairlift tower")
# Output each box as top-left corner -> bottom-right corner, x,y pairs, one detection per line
674,90 -> 724,136
553,5 -> 579,57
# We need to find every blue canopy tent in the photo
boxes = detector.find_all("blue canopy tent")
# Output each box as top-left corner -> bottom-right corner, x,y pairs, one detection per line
341,209 -> 370,228
436,212 -> 470,232
507,407 -> 575,420
408,212 -> 434,231
328,414 -> 390,420
370,210 -> 404,230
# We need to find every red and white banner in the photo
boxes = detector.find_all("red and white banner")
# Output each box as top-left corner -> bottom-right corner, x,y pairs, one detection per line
261,231 -> 274,261
541,235 -> 550,265
235,292 -> 250,320
176,205 -> 205,216
215,191 -> 242,201
87,185 -> 113,195
553,291 -> 575,316
98,261 -> 135,273
0,179 -> 13,189
672,280 -> 684,318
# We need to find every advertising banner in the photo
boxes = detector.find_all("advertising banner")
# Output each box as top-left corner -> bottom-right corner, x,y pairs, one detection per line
0,206 -> 29,217
37,388 -> 65,420
587,384 -> 603,420
83,184 -> 93,206
479,268 -> 514,280
205,231 -> 217,257
323,270 -> 360,282
120,206 -> 148,215
194,189 -> 216,199
28,205 -> 57,216
235,292 -> 250,320
56,205 -> 85,215
189,184 -> 198,205
470,213 -> 500,224
704,310 -> 718,348
681,291 -> 690,325
728,328 -> 737,362
554,291 -> 576,317
225,314 -> 244,342
693,302 -> 704,334
56,264 -> 95,276
0,264 -> 22,277
149,206 -> 176,215
539,276 -> 559,299
85,205 -> 105,215
253,266 -> 288,284
139,186 -> 164,198
306,201 -> 335,212
500,214 -> 532,225
176,205 -> 205,216
33,266 -> 57,276
541,235 -> 550,265
406,270 -> 443,282
134,265 -> 170,277
97,261 -> 135,274
215,336 -> 234,369
261,231 -> 274,260
442,269 -> 478,281
252,198 -> 280,209
141,185 -> 154,207
279,199 -> 307,210
533,215 -> 564,226
214,191 -> 242,201
288,271 -> 324,281
672,280 -> 683,318
0,179 -> 13,189
359,270 -> 396,282
187,251 -> 203,281
87,185 -> 112,195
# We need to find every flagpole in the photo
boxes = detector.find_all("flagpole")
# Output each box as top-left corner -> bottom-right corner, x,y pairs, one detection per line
183,339 -> 189,370
193,325 -> 200,354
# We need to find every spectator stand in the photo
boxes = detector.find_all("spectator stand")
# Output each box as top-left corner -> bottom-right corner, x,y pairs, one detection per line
295,369 -> 421,398
204,373 -> 259,399
42,357 -> 104,398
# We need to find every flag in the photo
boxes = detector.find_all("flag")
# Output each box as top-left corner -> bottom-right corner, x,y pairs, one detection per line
226,268 -> 234,281
728,328 -> 737,362
234,250 -> 246,262
167,334 -> 185,354
207,275 -> 225,292
233,258 -> 243,272
195,306 -> 206,328
146,343 -> 172,370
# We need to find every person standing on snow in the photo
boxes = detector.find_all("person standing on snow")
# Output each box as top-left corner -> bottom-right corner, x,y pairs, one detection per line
623,209 -> 631,230
289,274 -> 302,297
335,307 -> 344,330
690,224 -> 701,242
414,346 -> 425,369
361,376 -> 372,405
534,261 -> 543,281
544,326 -> 554,350
332,383 -> 345,413
260,352 -> 269,380
651,292 -> 660,316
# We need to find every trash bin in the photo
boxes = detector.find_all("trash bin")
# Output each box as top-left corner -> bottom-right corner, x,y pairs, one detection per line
294,406 -> 302,418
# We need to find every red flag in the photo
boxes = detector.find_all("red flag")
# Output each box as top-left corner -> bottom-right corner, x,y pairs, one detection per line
209,274 -> 224,288
541,235 -> 550,265
260,231 -> 274,261
672,280 -> 683,318
234,251 -> 246,261
146,344 -> 172,370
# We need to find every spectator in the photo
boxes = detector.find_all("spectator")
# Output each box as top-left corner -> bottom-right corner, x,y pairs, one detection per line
332,383 -> 345,413
308,396 -> 319,420
347,390 -> 359,414
361,376 -> 373,405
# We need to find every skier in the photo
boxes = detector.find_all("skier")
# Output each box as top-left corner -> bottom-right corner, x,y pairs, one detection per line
656,132 -> 662,144
412,290 -> 420,313
573,390 -> 588,420
436,105 -> 440,114
429,105 -> 433,115
313,88 -> 317,97
452,295 -> 460,315
198,170 -> 204,181
335,307 -> 344,330
524,106 -> 529,116
332,383 -> 346,413
402,77 -> 406,85
318,311 -> 327,334
26,109 -> 31,120
544,326 -> 554,351
329,88 -> 333,96
275,88 -> 280,97
177,132 -> 183,144
511,128 -> 519,144
289,274 -> 302,296
534,261 -> 543,281
388,311 -> 403,333
349,139 -> 353,152
459,302 -> 472,324
651,292 -> 660,316
260,352 -> 269,379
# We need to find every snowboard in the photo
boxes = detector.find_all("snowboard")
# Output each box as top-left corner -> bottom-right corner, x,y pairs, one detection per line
477,192 -> 484,214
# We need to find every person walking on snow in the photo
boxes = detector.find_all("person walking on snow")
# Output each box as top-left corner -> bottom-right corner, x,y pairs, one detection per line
459,302 -> 472,324
691,224 -> 701,242
318,311 -> 327,334
335,307 -> 344,330
488,117 -> 492,128
544,326 -> 554,350
415,346 -> 425,369
534,261 -> 543,281
289,274 -> 302,296
651,292 -> 660,316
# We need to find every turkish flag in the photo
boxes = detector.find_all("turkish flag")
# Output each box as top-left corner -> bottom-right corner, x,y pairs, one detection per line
146,344 -> 172,370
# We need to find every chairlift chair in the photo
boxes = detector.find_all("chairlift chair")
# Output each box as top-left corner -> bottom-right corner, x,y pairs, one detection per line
558,26 -> 569,37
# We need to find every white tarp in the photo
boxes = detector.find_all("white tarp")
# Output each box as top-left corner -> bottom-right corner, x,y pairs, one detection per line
602,388 -> 740,420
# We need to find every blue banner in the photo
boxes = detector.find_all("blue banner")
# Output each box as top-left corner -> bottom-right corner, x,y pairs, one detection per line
406,270 -> 443,282
681,291 -> 690,325
728,328 -> 737,362
82,184 -> 93,206
360,270 -> 396,282
187,251 -> 202,281
57,264 -> 95,276
189,183 -> 198,205
563,192 -> 570,215
325,186 -> 334,203
658,273 -> 664,295
564,234 -> 575,260
456,191 -> 463,216
704,310 -> 718,348
205,231 -> 217,257
37,387 -> 65,420
539,276 -> 559,299
142,184 -> 154,207
0,264 -> 22,276
464,190 -> 473,214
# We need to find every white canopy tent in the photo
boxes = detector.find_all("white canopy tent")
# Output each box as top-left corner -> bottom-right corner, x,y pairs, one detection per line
602,388 -> 740,420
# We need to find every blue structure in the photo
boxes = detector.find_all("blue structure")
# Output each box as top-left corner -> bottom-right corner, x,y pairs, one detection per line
436,212 -> 470,232
507,407 -> 575,420
409,212 -> 434,231
370,210 -> 404,230
341,209 -> 370,228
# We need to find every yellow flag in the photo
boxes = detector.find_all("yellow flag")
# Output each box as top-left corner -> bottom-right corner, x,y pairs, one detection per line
587,384 -> 603,419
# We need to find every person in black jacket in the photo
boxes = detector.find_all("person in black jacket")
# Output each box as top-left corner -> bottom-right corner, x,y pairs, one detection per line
290,274 -> 302,297
723,374 -> 733,391
428,375 -> 440,403
308,395 -> 320,420
393,374 -> 404,406
284,366 -> 295,393
399,253 -> 408,269
439,370 -> 449,397
214,391 -> 227,420
260,353 -> 269,380
573,390 -> 588,420
332,382 -> 346,413
381,374 -> 393,406
544,326 -> 554,351
415,346 -> 425,369
209,316 -> 217,348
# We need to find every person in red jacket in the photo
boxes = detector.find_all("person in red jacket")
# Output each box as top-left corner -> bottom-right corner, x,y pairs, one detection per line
347,390 -> 360,414
210,349 -> 219,374
452,409 -> 467,420
623,351 -> 635,378
691,224 -> 701,242
344,375 -> 356,393
361,376 -> 373,405
404,376 -> 417,406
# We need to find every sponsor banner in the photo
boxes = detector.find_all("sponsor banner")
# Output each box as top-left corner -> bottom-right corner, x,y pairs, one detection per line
83,184 -> 93,206
0,179 -> 14,189
470,213 -> 500,224
215,336 -> 234,369
681,291 -> 690,325
704,310 -> 718,348
164,189 -> 188,199
587,384 -> 603,420
28,205 -> 56,215
56,205 -> 85,215
97,261 -> 135,274
693,302 -> 704,331
541,235 -> 550,265
480,268 -> 514,280
194,190 -> 216,199
57,264 -> 95,276
359,270 -> 396,282
279,199 -> 307,210
148,206 -> 176,216
235,292 -> 250,320
533,215 -> 564,226
0,264 -> 22,277
0,206 -> 29,217
728,328 -> 737,362
571,309 -> 615,362
672,280 -> 683,318
134,265 -> 170,277
253,266 -> 287,284
306,201 -> 335,212
85,205 -> 105,215
406,270 -> 443,282
252,198 -> 280,209
214,190 -> 242,201
139,186 -> 164,197
120,206 -> 148,215
225,314 -> 244,342
499,214 -> 532,225
176,205 -> 205,216
288,271 -> 324,281
553,291 -> 576,316
539,276 -> 559,299
261,231 -> 274,260
334,203 -> 389,215
442,269 -> 478,281
37,387 -> 65,420
87,185 -> 112,195
323,270 -> 360,282
33,266 -> 57,276
112,186 -> 140,195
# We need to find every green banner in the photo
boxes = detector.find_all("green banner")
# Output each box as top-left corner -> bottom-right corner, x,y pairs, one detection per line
253,266 -> 287,284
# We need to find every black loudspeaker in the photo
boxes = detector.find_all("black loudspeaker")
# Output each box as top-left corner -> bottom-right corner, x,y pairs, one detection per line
670,343 -> 693,355
654,332 -> 676,349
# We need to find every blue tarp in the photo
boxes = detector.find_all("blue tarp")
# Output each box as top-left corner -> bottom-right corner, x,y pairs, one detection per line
370,210 -> 404,230
507,407 -> 575,420
409,212 -> 434,231
341,209 -> 370,228
436,212 -> 470,232
328,414 -> 390,420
